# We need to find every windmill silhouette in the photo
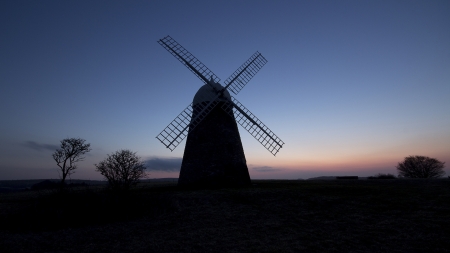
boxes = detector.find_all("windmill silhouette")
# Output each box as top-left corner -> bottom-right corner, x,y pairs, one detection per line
156,36 -> 284,187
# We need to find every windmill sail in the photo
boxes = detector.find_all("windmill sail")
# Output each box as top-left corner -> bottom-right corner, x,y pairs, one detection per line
156,35 -> 284,157
221,97 -> 284,156
158,36 -> 221,84
223,52 -> 268,95
156,92 -> 221,151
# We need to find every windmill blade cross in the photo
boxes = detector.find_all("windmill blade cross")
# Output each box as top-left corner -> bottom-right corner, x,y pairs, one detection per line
223,52 -> 268,95
158,36 -> 220,84
156,36 -> 284,157
221,97 -> 284,156
156,91 -> 221,151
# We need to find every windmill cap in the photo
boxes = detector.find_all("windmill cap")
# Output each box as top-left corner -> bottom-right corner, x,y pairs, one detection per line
193,83 -> 231,105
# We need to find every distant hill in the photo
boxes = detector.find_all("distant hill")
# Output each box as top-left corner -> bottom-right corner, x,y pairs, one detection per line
307,176 -> 368,180
142,178 -> 178,182
307,176 -> 336,180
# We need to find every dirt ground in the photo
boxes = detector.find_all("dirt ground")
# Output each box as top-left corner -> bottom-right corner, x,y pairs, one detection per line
1,179 -> 449,252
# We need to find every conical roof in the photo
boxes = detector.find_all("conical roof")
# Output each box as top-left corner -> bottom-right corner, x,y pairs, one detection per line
193,83 -> 231,105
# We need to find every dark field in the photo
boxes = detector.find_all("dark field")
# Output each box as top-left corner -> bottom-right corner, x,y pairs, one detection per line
1,179 -> 449,252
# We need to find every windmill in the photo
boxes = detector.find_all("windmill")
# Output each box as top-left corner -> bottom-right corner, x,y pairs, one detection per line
156,35 -> 284,187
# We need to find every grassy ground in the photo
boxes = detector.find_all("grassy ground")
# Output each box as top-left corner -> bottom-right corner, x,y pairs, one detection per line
0,179 -> 449,252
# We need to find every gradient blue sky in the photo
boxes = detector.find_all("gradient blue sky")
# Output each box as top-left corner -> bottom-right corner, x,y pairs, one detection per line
1,0 -> 449,180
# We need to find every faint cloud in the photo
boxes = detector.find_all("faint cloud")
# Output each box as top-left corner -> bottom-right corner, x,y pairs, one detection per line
252,166 -> 282,172
144,157 -> 182,172
23,141 -> 58,151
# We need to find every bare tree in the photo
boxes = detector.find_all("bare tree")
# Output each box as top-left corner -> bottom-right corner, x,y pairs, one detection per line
52,138 -> 91,185
95,149 -> 147,191
396,155 -> 445,178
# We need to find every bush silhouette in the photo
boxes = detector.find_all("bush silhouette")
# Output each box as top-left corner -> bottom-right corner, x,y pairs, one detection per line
396,155 -> 445,178
95,149 -> 147,191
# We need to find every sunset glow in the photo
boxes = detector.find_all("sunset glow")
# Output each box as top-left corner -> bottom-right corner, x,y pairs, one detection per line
1,1 -> 449,180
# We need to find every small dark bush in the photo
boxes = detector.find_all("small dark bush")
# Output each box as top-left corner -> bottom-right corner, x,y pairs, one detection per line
396,155 -> 445,178
95,149 -> 147,191
368,173 -> 396,179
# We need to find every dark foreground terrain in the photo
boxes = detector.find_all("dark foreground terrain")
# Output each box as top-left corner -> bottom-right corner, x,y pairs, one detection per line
0,179 -> 449,252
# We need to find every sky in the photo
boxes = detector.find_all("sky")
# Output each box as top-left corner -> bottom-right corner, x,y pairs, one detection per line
1,0 -> 449,180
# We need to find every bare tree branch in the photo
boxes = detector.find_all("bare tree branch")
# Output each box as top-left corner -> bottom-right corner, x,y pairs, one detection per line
396,155 -> 445,178
52,138 -> 91,187
95,150 -> 147,191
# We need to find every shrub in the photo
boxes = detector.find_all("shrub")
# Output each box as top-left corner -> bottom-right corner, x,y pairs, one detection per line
396,155 -> 445,178
95,149 -> 147,191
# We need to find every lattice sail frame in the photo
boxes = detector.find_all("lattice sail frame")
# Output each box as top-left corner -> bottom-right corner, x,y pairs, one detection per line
156,91 -> 220,151
224,52 -> 268,95
156,35 -> 284,155
221,97 -> 284,156
158,36 -> 220,84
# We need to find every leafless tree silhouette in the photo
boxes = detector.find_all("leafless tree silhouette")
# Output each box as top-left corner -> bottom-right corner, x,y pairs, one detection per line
95,149 -> 147,191
396,155 -> 445,178
52,138 -> 91,186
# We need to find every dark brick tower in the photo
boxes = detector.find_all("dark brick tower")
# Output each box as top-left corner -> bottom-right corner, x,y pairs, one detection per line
178,84 -> 251,187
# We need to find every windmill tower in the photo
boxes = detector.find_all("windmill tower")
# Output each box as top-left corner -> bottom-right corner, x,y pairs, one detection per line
156,36 -> 284,187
